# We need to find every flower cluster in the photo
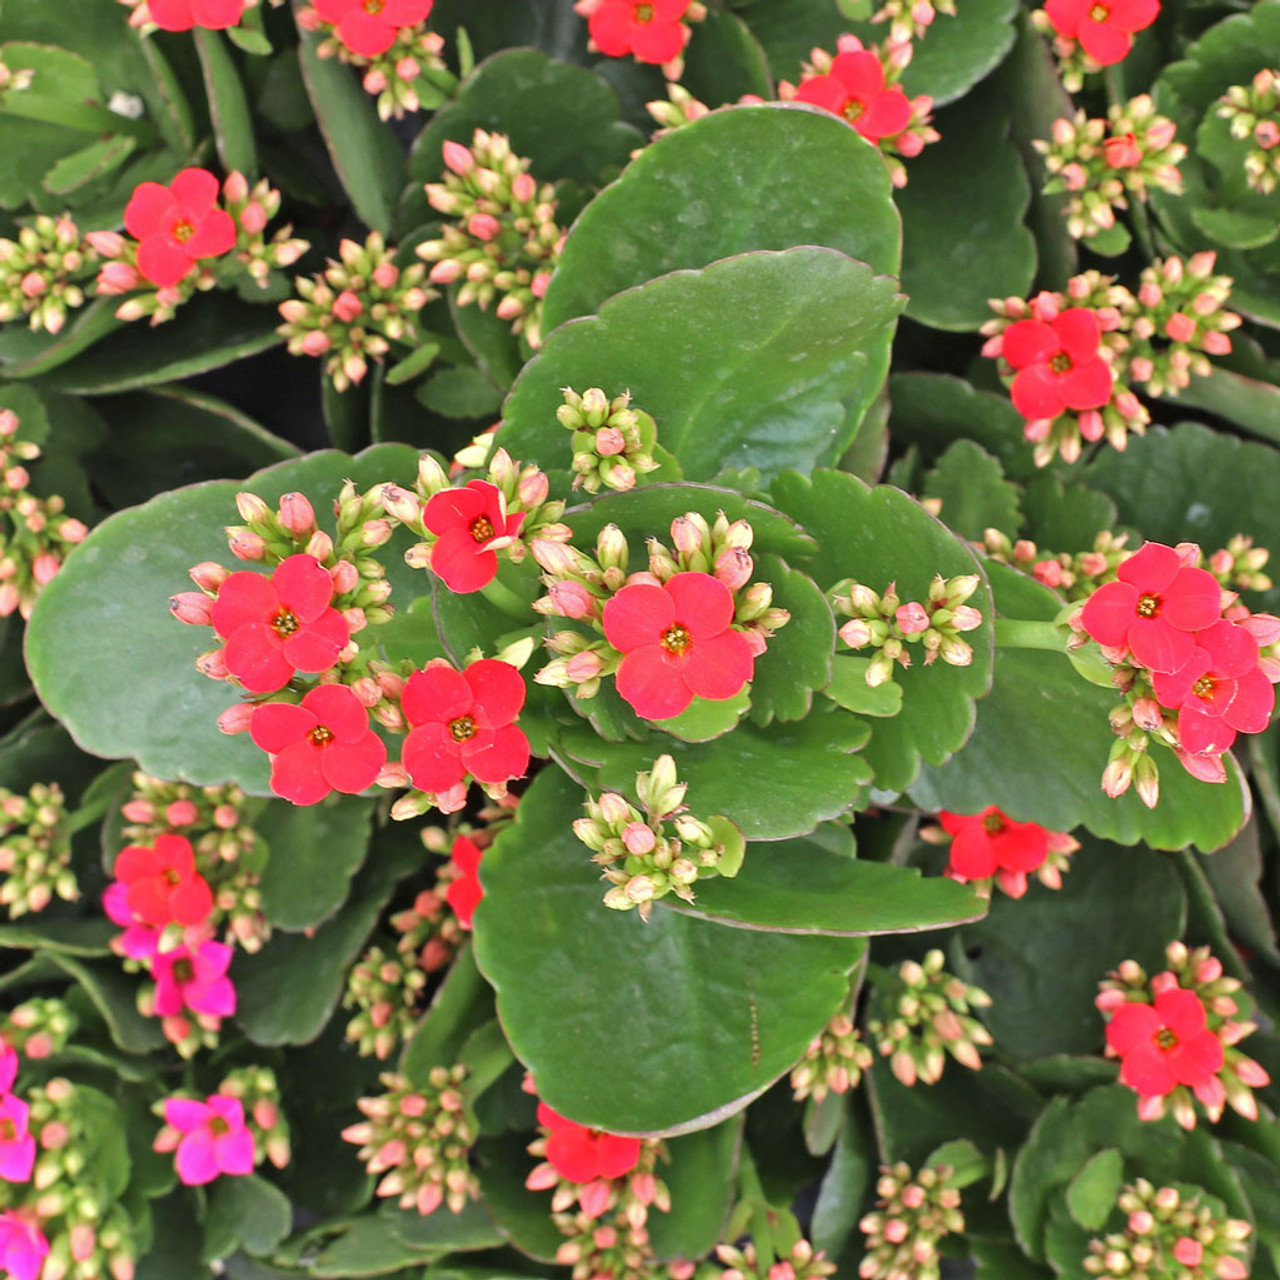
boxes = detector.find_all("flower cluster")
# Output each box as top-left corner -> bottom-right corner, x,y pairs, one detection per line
214,1066 -> 292,1170
1073,539 -> 1278,801
925,806 -> 1079,899
868,951 -> 993,1087
1098,942 -> 1270,1129
575,0 -> 703,75
1218,68 -> 1280,194
572,754 -> 744,918
0,55 -> 33,105
278,232 -> 432,392
1205,535 -> 1273,595
982,527 -> 1133,601
299,0 -> 453,119
559,387 -> 661,494
418,131 -> 564,348
0,783 -> 76,918
832,573 -> 983,685
790,1006 -> 874,1102
1,999 -> 76,1062
342,1067 -> 480,1216
0,215 -> 99,335
1034,0 -> 1160,92
858,1160 -> 965,1280
1034,96 -> 1185,239
1085,1180 -> 1251,1279
716,1237 -> 836,1280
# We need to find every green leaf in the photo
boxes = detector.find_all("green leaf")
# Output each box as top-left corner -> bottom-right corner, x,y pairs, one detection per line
0,299 -> 123,380
501,248 -> 904,483
923,439 -> 1023,541
746,555 -> 834,725
472,1133 -> 564,1262
824,657 -> 903,717
255,795 -> 375,930
0,917 -> 114,956
303,1215 -> 440,1278
385,340 -> 443,387
378,1199 -> 504,1253
1065,1148 -> 1124,1232
472,766 -> 867,1134
541,104 -> 900,332
417,365 -> 505,419
811,1101 -> 877,1259
448,297 -> 520,392
1019,474 -> 1117,552
298,29 -> 405,234
195,29 -> 257,177
42,134 -> 136,196
770,469 -> 995,794
681,11 -> 773,105
731,0 -> 845,83
1162,365 -> 1280,448
1196,818 -> 1280,966
48,954 -> 166,1053
400,943 -> 495,1082
26,445 -> 419,793
655,689 -> 750,742
649,1117 -> 744,1260
204,1174 -> 292,1262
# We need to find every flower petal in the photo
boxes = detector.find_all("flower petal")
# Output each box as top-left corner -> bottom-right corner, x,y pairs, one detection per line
430,527 -> 498,593
680,630 -> 756,702
831,50 -> 886,99
124,183 -> 179,237
270,740 -> 331,806
664,572 -> 735,640
168,875 -> 215,927
948,829 -> 999,879
335,7 -> 396,55
855,87 -> 913,140
147,0 -> 196,28
1053,308 -> 1102,361
1044,0 -> 1084,35
402,722 -> 466,794
136,235 -> 194,288
1168,1029 -> 1225,1087
1223,666 -> 1274,733
460,724 -> 530,785
464,658 -> 526,729
1118,1043 -> 1177,1096
1059,355 -> 1113,411
1178,703 -> 1237,756
190,0 -> 247,26
615,646 -> 692,720
793,74 -> 851,116
250,702 -> 316,754
321,733 -> 386,794
603,583 -> 673,653
402,664 -> 474,727
1161,567 -> 1224,633
170,168 -> 220,217
546,1125 -> 604,1183
1198,619 -> 1259,679
1010,364 -> 1067,421
628,15 -> 687,62
302,683 -> 369,740
594,1132 -> 643,1179
1080,580 -> 1139,648
1104,0 -> 1158,30
1002,320 -> 1059,369
224,623 -> 293,693
424,485 -> 487,534
186,209 -> 236,258
176,1132 -> 221,1185
164,1098 -> 212,1132
1117,542 -> 1181,592
215,1127 -> 257,1176
1106,1000 -> 1160,1054
282,610 -> 349,674
1078,18 -> 1132,65
272,554 -> 334,620
211,571 -> 277,637
1128,616 -> 1193,675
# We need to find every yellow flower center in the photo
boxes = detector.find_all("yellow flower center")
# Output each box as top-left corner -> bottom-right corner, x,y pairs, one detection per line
308,725 -> 334,747
661,623 -> 692,656
1049,352 -> 1073,375
272,608 -> 300,637
1192,674 -> 1216,700
1135,593 -> 1160,619
634,2 -> 654,20
470,515 -> 495,544
449,716 -> 477,742
1155,1027 -> 1178,1051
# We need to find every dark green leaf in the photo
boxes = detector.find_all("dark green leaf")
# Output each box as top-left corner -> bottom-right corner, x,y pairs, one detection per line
649,1117 -> 743,1261
922,439 -> 1023,541
42,134 -> 136,196
1065,1148 -> 1124,1232
379,1198 -> 504,1253
681,11 -> 773,105
48,954 -> 166,1053
811,1101 -> 877,1259
195,29 -> 257,177
305,1214 -> 439,1277
746,555 -> 834,725
204,1174 -> 292,1262
400,943 -> 495,1081
417,365 -> 505,419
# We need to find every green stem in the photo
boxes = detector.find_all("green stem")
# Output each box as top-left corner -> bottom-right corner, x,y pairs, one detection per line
64,791 -> 114,837
479,574 -> 535,621
993,619 -> 1068,652
736,1148 -> 777,1267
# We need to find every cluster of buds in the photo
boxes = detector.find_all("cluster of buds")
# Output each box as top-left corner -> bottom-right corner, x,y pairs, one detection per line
417,131 -> 564,347
343,944 -> 428,1060
867,951 -> 993,1087
858,1161 -> 965,1280
0,214 -> 98,334
1034,96 -> 1185,239
1218,68 -> 1280,193
0,55 -> 33,104
1097,942 -> 1271,1129
982,527 -> 1132,601
0,409 -> 88,619
0,783 -> 76,918
529,1135 -> 670,1228
1206,535 -> 1272,594
278,232 -> 433,392
572,755 -> 745,920
219,172 -> 308,288
870,0 -> 957,47
554,1212 -> 660,1280
716,1236 -> 836,1280
215,1066 -> 292,1170
790,1007 -> 874,1102
342,1067 -> 480,1217
832,574 -> 983,685
299,3 -> 454,120
1085,1180 -> 1251,1279
1,998 -> 76,1060
558,387 -> 661,494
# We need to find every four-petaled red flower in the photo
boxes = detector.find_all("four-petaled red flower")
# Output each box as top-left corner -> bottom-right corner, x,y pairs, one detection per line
211,553 -> 351,694
1151,619 -> 1275,756
113,834 -> 214,929
939,807 -> 1050,897
1001,308 -> 1114,422
445,835 -> 484,930
1044,0 -> 1160,67
311,0 -> 434,57
602,572 -> 756,720
123,169 -> 237,288
588,0 -> 690,64
250,684 -> 387,805
148,0 -> 246,31
1080,541 -> 1223,674
424,481 -> 526,594
1106,987 -> 1224,1098
794,51 -> 913,142
537,1102 -> 642,1183
401,659 -> 530,795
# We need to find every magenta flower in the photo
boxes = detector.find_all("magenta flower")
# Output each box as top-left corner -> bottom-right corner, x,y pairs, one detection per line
162,1095 -> 256,1186
153,942 -> 236,1020
0,1093 -> 34,1184
0,1211 -> 48,1280
0,1046 -> 15,1095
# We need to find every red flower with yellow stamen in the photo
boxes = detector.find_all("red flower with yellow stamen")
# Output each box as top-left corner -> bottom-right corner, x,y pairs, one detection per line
1106,987 -> 1223,1098
794,51 -> 913,142
112,834 -> 214,929
1044,0 -> 1160,66
423,481 -> 526,594
123,169 -> 237,288
587,0 -> 690,64
1001,308 -> 1114,422
312,0 -> 434,57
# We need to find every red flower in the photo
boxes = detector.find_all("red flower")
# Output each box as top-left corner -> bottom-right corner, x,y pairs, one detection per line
794,51 -> 913,142
250,685 -> 386,806
537,1102 -> 641,1183
1001,309 -> 1114,421
602,572 -> 756,720
148,0 -> 245,30
113,834 -> 214,929
939,807 -> 1051,897
1104,132 -> 1142,168
445,835 -> 483,929
588,0 -> 690,64
1106,987 -> 1223,1098
1151,619 -> 1275,756
424,481 -> 526,594
211,554 -> 351,694
401,660 -> 530,795
123,169 -> 237,288
1080,542 -> 1223,674
311,0 -> 434,57
1044,0 -> 1160,66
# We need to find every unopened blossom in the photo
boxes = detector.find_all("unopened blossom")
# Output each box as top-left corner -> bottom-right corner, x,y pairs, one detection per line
421,480 -> 526,593
112,834 -> 214,929
123,169 -> 237,288
559,387 -> 660,494
0,214 -> 96,334
582,0 -> 693,65
1,999 -> 76,1062
794,48 -> 913,142
791,1009 -> 874,1102
156,1095 -> 255,1186
0,782 -> 77,917
1041,0 -> 1160,68
344,944 -> 429,1059
934,806 -> 1078,898
1219,68 -> 1280,193
858,1161 -> 964,1280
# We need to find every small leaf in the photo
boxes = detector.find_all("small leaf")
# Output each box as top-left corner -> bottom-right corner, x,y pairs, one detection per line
1065,1148 -> 1124,1232
922,439 -> 1023,541
203,1174 -> 292,1262
385,341 -> 442,386
41,134 -> 136,196
416,365 -> 505,419
195,29 -> 257,177
747,556 -> 835,726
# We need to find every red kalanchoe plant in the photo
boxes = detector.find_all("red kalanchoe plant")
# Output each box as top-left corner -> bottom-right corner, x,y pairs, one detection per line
112,833 -> 214,929
1106,987 -> 1224,1101
401,659 -> 530,796
1002,308 -> 1114,422
152,941 -> 237,1020
424,480 -> 526,593
211,553 -> 351,694
312,0 -> 433,57
123,169 -> 237,288
1080,541 -> 1223,673
602,571 -> 757,720
537,1102 -> 642,1183
1043,0 -> 1160,66
250,685 -> 386,806
585,0 -> 690,65
159,1095 -> 256,1186
794,50 -> 914,142
445,835 -> 483,930
937,807 -> 1077,898
147,0 -> 246,30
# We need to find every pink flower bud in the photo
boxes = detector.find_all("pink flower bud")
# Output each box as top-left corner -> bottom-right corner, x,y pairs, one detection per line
884,1219 -> 909,1244
277,491 -> 316,536
670,516 -> 702,555
97,261 -> 143,294
227,529 -> 267,561
512,172 -> 538,203
1104,132 -> 1142,168
429,259 -> 463,284
548,580 -> 595,619
218,703 -> 256,734
170,591 -> 214,625
1061,162 -> 1088,191
31,552 -> 60,584
332,290 -> 363,322
714,548 -> 753,591
1033,560 -> 1064,589
1131,697 -> 1163,731
362,67 -> 388,93
1203,331 -> 1232,355
468,213 -> 501,242
241,203 -> 269,236
839,618 -> 872,648
531,270 -> 552,299
442,140 -> 474,175
565,651 -> 603,682
1172,1238 -> 1203,1267
595,426 -> 626,456
300,330 -> 331,357
20,272 -> 46,298
370,261 -> 398,291
1078,409 -> 1105,441
896,601 -> 930,634
495,294 -> 524,320
622,822 -> 656,855
1165,311 -> 1196,342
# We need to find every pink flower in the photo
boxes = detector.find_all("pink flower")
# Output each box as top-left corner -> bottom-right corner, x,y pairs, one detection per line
537,1102 -> 641,1183
1103,132 -> 1143,168
401,660 -> 530,795
794,51 -> 914,142
1106,987 -> 1223,1098
424,481 -> 526,593
1080,542 -> 1224,673
153,942 -> 237,1020
602,572 -> 756,720
0,1047 -> 15,1096
1043,0 -> 1159,65
211,554 -> 352,694
1001,309 -> 1114,421
0,1212 -> 48,1280
588,0 -> 690,64
0,1093 -> 35,1183
445,835 -> 483,930
162,1095 -> 255,1186
123,169 -> 237,288
112,834 -> 213,929
939,807 -> 1055,897
311,0 -> 433,56
148,0 -> 245,29
250,685 -> 387,806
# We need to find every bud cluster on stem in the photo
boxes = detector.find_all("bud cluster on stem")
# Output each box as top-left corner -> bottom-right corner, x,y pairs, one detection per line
1,997 -> 76,1061
0,783 -> 76,918
790,1006 -> 874,1102
343,944 -> 429,1060
0,213 -> 97,334
558,387 -> 661,494
716,1234 -> 836,1280
1218,68 -> 1280,193
983,527 -> 1132,601
858,1161 -> 965,1280
215,1066 -> 292,1170
219,171 -> 309,288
